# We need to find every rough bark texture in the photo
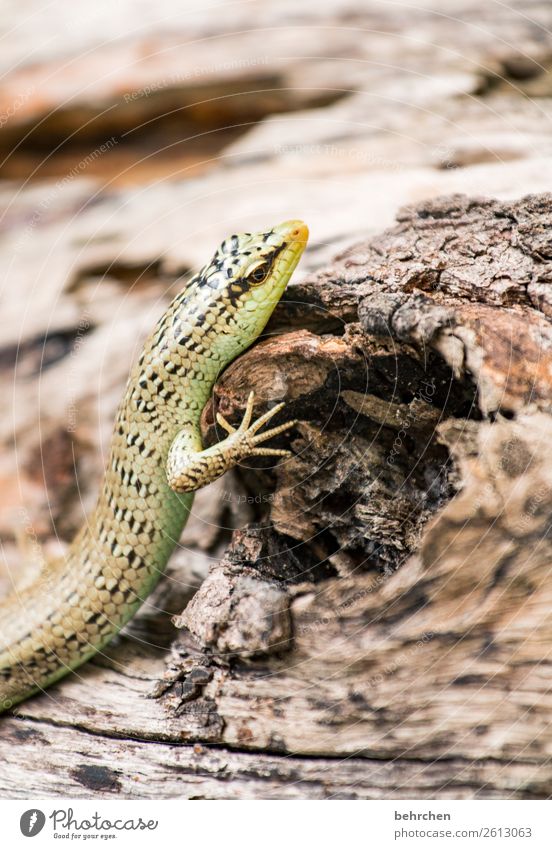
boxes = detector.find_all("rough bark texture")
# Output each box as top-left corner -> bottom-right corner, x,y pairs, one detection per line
3,0 -> 552,800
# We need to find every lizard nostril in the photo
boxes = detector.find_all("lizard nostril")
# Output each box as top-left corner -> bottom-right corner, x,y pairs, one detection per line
289,222 -> 308,242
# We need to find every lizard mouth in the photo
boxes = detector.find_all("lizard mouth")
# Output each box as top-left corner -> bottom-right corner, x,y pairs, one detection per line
273,220 -> 309,279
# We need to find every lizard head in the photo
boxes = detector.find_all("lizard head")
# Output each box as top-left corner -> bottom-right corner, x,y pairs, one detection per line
195,219 -> 309,340
164,221 -> 309,375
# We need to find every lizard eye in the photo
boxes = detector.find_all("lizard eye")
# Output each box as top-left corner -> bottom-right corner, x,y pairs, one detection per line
247,262 -> 270,285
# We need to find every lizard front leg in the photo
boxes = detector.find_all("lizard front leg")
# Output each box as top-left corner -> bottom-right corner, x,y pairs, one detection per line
166,391 -> 296,494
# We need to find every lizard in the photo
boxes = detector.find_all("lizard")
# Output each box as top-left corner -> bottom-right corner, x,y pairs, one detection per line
0,219 -> 308,712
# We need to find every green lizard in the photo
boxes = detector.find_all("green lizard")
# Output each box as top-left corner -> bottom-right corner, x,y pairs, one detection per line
0,219 -> 308,711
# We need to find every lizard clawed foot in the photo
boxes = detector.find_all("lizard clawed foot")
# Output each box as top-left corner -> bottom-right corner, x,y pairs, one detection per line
167,392 -> 296,493
224,390 -> 296,460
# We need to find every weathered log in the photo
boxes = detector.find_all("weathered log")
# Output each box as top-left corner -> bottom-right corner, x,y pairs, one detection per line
2,192 -> 552,799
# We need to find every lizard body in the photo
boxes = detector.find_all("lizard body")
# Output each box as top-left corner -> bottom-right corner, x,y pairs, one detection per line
0,220 -> 308,711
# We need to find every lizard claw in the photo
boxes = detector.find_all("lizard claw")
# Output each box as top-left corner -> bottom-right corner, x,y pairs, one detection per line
235,392 -> 296,460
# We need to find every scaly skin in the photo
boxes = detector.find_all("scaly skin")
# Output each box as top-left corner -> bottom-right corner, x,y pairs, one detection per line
0,220 -> 308,712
